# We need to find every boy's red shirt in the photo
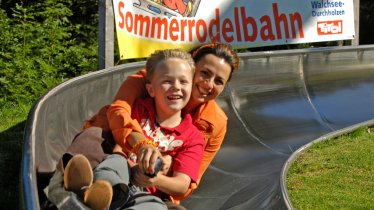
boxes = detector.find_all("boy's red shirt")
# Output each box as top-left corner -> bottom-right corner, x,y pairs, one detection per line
83,69 -> 228,204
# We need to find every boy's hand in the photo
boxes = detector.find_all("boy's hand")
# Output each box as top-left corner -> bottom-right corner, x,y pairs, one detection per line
131,165 -> 158,188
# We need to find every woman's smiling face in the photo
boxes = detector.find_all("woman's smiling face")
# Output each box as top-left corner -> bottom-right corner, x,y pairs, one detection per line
191,53 -> 232,104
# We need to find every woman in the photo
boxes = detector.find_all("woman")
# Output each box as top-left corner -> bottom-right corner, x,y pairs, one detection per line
85,43 -> 240,204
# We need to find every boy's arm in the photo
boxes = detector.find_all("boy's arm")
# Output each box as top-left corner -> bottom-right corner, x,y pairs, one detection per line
133,129 -> 205,196
172,123 -> 227,201
154,172 -> 191,195
132,167 -> 191,196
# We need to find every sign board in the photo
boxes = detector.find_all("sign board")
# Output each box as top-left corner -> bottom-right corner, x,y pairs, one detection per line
113,0 -> 355,59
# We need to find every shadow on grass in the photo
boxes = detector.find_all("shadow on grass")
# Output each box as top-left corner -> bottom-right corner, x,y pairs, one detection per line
0,120 -> 26,209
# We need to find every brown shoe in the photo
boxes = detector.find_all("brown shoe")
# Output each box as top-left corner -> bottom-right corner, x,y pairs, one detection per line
63,154 -> 93,193
84,180 -> 113,210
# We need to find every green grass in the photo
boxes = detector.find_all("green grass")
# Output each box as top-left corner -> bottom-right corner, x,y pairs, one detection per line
0,103 -> 32,209
0,103 -> 31,132
286,127 -> 374,210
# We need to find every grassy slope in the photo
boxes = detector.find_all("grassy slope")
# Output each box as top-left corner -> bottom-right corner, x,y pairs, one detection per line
287,127 -> 374,210
0,103 -> 31,209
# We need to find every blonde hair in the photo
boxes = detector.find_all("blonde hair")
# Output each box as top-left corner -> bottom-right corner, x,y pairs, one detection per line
146,49 -> 195,83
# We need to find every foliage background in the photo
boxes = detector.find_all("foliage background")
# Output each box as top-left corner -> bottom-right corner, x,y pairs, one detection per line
0,0 -> 99,208
1,0 -> 374,107
0,0 -> 98,105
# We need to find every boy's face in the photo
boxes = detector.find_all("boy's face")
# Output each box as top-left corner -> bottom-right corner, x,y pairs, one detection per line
146,58 -> 193,115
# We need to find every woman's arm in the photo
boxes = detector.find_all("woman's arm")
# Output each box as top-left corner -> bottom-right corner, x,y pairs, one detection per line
197,124 -> 227,183
107,70 -> 166,174
113,70 -> 147,101
107,70 -> 148,148
83,69 -> 149,147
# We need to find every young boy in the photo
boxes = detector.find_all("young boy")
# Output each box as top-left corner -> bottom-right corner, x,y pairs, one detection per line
59,49 -> 205,210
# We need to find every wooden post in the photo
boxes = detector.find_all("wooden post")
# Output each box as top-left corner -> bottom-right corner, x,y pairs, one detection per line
98,0 -> 114,70
352,0 -> 360,45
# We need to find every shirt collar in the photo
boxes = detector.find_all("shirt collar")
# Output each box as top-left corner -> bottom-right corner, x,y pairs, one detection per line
193,100 -> 218,123
142,97 -> 193,134
159,114 -> 192,134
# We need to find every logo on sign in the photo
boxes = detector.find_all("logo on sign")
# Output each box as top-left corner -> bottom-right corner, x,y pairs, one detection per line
317,20 -> 342,35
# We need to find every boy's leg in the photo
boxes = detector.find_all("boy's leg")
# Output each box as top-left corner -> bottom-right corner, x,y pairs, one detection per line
64,154 -> 113,210
93,153 -> 132,209
164,200 -> 187,210
93,154 -> 168,210
47,155 -> 112,210
123,193 -> 167,210
51,126 -> 107,200
47,169 -> 89,210
93,154 -> 131,185
62,127 -> 114,169
46,127 -> 115,209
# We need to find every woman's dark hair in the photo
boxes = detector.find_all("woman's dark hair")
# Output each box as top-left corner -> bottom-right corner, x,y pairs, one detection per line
189,43 -> 240,81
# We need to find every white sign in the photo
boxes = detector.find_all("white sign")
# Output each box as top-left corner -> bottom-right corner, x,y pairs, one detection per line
113,0 -> 355,59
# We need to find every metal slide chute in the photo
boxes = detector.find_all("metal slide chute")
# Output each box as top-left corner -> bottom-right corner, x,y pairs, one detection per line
22,45 -> 374,210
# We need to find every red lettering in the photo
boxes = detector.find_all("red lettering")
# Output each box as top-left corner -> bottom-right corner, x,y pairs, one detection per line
260,15 -> 275,41
240,7 -> 257,42
289,13 -> 304,38
196,20 -> 207,42
125,11 -> 133,32
273,3 -> 290,39
169,19 -> 179,41
317,20 -> 342,35
209,9 -> 221,43
234,7 -> 242,42
188,20 -> 196,42
115,4 -> 305,49
134,14 -> 150,36
180,19 -> 188,41
118,1 -> 125,29
151,17 -> 168,39
222,18 -> 234,42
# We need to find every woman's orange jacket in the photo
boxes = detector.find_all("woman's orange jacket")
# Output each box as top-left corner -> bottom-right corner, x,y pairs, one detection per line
83,70 -> 228,203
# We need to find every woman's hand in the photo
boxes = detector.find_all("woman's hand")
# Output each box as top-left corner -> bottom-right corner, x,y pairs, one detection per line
137,144 -> 161,175
127,132 -> 162,175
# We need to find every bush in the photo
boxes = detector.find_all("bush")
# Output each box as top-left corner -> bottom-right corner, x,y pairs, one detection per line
0,0 -> 98,105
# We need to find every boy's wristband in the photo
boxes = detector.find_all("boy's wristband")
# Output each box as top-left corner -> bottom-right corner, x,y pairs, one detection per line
132,139 -> 159,154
